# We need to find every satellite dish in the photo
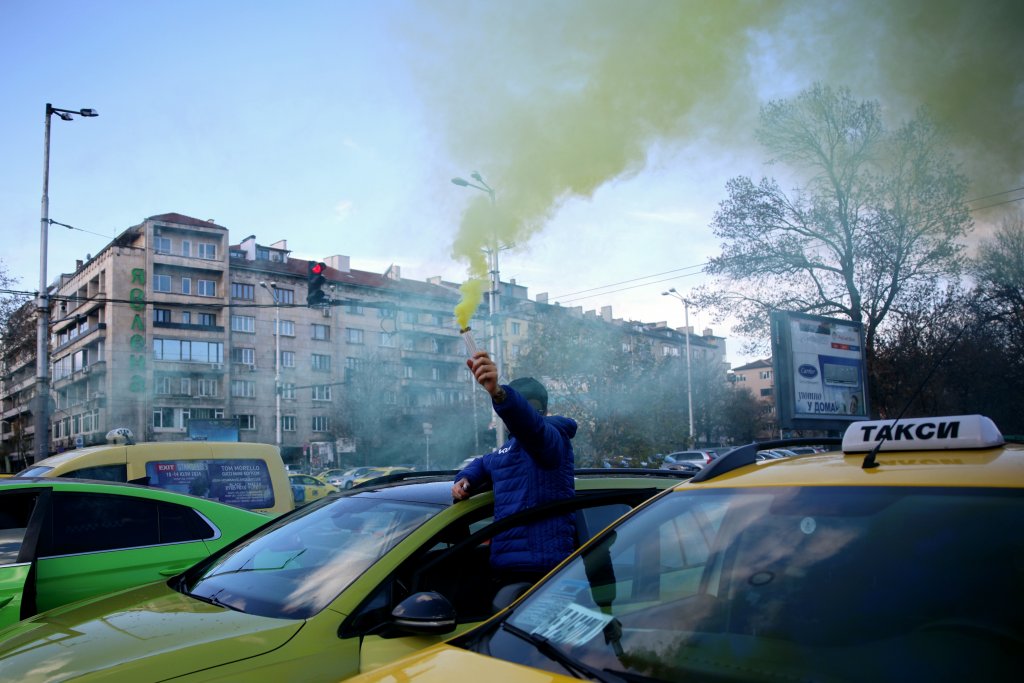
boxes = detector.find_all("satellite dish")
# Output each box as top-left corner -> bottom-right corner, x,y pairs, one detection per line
105,427 -> 136,445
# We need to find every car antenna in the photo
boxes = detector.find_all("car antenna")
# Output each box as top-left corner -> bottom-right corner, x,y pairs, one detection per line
862,315 -> 976,469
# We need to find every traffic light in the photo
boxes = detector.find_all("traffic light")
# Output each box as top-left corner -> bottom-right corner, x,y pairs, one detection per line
307,260 -> 328,307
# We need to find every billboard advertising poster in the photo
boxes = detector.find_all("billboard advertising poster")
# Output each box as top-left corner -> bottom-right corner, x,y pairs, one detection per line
187,418 -> 240,442
771,311 -> 869,432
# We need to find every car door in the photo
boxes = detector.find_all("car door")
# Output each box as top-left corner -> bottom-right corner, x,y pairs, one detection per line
0,487 -> 47,627
350,488 -> 662,674
32,490 -> 223,613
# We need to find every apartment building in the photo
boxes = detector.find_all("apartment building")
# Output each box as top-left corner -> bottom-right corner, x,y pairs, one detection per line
2,211 -> 736,470
730,357 -> 777,437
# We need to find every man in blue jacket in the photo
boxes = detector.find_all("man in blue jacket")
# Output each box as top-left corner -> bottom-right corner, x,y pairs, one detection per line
453,350 -> 577,587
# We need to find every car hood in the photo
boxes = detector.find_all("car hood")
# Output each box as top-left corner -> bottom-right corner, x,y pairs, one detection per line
0,581 -> 304,682
347,644 -> 578,683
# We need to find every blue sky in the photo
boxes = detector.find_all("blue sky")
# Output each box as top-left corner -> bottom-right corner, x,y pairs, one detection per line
3,1 -> 1021,367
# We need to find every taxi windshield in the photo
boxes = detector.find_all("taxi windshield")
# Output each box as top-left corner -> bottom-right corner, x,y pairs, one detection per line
182,493 -> 442,619
467,486 -> 1024,682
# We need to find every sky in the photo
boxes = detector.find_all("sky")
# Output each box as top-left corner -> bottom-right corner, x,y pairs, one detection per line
2,0 -> 1022,367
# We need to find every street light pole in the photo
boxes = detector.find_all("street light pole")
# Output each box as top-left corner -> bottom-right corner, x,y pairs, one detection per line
663,288 -> 695,448
451,171 -> 506,448
35,103 -> 97,462
260,281 -> 282,448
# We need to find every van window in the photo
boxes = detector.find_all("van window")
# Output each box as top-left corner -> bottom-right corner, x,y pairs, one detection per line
60,464 -> 127,482
144,459 -> 276,510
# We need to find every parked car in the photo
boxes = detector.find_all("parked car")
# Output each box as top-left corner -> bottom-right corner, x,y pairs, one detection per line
0,469 -> 693,681
288,473 -> 339,506
351,465 -> 413,487
660,449 -> 716,470
0,477 -> 268,628
348,414 -> 1024,683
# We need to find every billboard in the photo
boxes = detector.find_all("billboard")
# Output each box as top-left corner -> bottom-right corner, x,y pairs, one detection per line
187,418 -> 240,442
771,311 -> 869,431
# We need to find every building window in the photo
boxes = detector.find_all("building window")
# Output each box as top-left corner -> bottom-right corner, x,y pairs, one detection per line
197,379 -> 218,397
760,370 -> 772,380
511,344 -> 521,358
154,236 -> 171,254
198,313 -> 216,327
153,407 -> 188,430
312,416 -> 330,432
280,383 -> 296,400
231,380 -> 255,398
181,277 -> 192,295
403,365 -> 414,379
231,282 -> 254,300
312,354 -> 331,372
236,414 -> 256,431
155,377 -> 171,395
181,240 -> 191,257
281,415 -> 296,432
278,320 -> 295,336
431,367 -> 441,381
257,248 -> 270,261
760,387 -> 773,397
231,315 -> 256,333
312,385 -> 332,401
346,328 -> 364,344
153,275 -> 171,293
378,307 -> 396,319
180,378 -> 192,396
511,322 -> 521,335
181,311 -> 191,325
384,390 -> 397,405
312,324 -> 330,341
402,311 -> 417,324
432,314 -> 445,327
380,332 -> 397,348
153,308 -> 171,323
280,351 -> 295,368
198,280 -> 216,297
402,336 -> 415,351
346,302 -> 364,315
232,347 -> 255,366
198,243 -> 217,260
276,288 -> 295,305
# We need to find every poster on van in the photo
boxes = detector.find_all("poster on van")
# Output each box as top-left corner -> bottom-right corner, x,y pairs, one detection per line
145,459 -> 275,510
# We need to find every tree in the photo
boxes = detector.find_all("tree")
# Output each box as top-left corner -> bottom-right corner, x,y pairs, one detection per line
698,84 -> 972,363
972,210 -> 1024,360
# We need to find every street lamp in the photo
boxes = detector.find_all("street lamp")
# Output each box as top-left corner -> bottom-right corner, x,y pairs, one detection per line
451,171 -> 507,447
662,288 -> 695,448
35,103 -> 98,461
260,281 -> 282,448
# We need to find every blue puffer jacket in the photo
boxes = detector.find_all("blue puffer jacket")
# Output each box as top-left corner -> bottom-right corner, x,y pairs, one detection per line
455,384 -> 577,574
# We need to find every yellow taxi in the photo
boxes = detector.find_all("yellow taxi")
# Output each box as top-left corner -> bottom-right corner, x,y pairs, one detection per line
348,414 -> 1024,683
288,473 -> 338,506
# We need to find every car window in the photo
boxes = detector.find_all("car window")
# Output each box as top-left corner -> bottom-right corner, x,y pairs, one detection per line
343,496 -> 645,638
39,492 -> 214,556
60,464 -> 127,482
0,491 -> 42,565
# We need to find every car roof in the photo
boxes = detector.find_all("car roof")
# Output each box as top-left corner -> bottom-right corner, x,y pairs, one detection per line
679,415 -> 1024,490
345,468 -> 694,505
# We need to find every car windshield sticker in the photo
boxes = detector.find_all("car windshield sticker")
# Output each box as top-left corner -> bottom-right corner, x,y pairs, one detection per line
530,603 -> 614,647
511,579 -> 589,632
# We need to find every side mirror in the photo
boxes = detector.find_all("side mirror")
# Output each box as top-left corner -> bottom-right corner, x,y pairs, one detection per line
390,591 -> 456,635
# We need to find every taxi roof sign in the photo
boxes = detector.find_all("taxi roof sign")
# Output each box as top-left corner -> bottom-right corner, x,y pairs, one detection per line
842,414 -> 1004,453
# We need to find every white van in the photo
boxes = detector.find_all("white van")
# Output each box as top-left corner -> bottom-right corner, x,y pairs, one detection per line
17,429 -> 293,516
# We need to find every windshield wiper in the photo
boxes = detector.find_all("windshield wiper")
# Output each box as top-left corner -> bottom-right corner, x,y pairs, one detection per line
501,622 -> 623,682
190,588 -> 239,612
207,548 -> 308,578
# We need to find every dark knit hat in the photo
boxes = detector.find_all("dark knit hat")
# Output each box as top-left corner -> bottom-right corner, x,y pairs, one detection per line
509,377 -> 548,413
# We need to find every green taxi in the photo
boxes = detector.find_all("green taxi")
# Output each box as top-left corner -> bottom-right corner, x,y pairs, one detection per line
0,469 -> 690,681
348,415 -> 1024,683
0,478 -> 268,628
